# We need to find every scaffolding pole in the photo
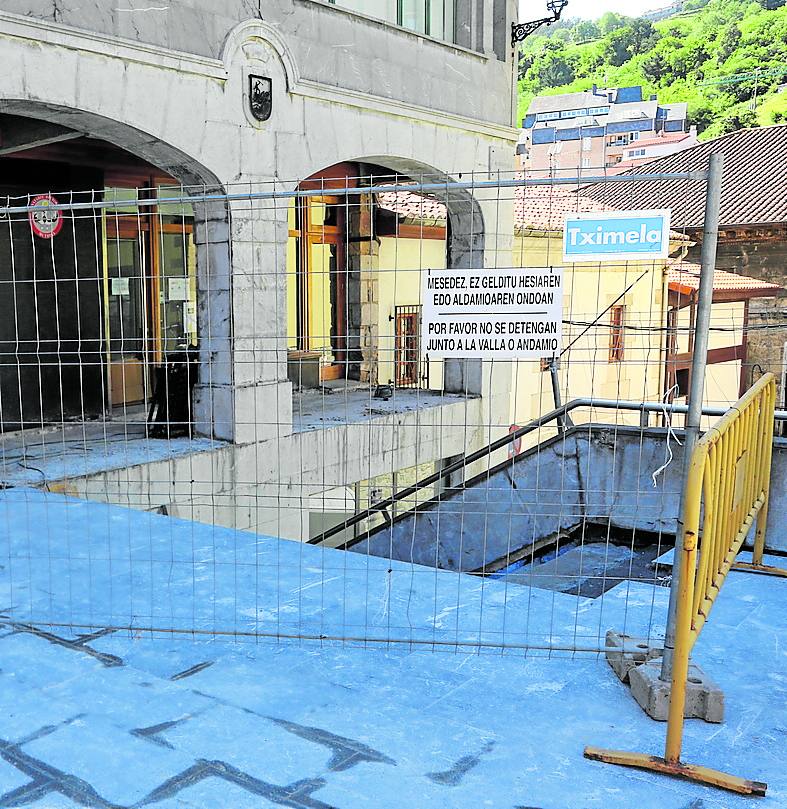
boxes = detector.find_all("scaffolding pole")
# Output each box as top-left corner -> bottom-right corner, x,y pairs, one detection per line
660,152 -> 724,683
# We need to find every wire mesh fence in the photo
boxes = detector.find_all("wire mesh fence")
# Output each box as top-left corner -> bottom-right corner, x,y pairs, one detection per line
1,165 -> 785,656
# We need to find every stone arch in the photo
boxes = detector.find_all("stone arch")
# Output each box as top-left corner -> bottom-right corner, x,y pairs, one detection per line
298,156 -> 486,393
0,100 -> 233,439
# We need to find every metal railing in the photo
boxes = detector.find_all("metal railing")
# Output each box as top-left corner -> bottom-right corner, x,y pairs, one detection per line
585,374 -> 783,796
308,393 -> 787,549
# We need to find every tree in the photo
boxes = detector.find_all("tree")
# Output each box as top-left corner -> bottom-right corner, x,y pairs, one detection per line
642,52 -> 670,81
518,52 -> 535,81
717,24 -> 741,63
604,28 -> 633,66
533,45 -> 577,87
598,11 -> 627,35
573,20 -> 601,42
603,20 -> 659,66
718,108 -> 758,133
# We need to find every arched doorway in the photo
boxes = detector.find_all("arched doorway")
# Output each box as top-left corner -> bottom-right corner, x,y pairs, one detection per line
286,160 -> 484,393
0,105 -> 230,436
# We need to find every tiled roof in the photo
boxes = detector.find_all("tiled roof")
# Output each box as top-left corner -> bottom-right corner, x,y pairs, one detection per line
664,102 -> 688,120
377,185 -> 615,231
376,191 -> 447,223
513,186 -> 615,230
667,260 -> 781,297
606,100 -> 658,123
526,90 -> 605,114
582,125 -> 787,228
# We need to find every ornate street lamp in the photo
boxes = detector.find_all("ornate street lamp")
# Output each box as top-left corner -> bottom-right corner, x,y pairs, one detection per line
511,0 -> 569,46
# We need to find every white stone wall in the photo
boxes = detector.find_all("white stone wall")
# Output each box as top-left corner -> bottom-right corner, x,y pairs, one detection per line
1,7 -> 517,538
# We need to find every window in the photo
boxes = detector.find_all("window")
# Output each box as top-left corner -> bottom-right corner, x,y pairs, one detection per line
581,157 -> 591,168
103,185 -> 197,408
629,148 -> 646,157
559,108 -> 586,119
582,137 -> 592,152
675,368 -> 690,397
609,305 -> 625,363
536,111 -> 561,122
328,0 -> 455,42
394,305 -> 425,387
630,131 -> 640,141
588,106 -> 610,115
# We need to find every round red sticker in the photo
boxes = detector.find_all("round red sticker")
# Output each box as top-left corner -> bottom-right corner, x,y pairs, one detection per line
28,194 -> 63,239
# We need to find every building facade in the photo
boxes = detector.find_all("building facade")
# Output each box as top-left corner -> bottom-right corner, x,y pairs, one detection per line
517,85 -> 688,176
0,0 -> 520,539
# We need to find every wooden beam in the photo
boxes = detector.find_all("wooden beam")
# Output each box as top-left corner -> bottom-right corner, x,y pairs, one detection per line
668,344 -> 745,370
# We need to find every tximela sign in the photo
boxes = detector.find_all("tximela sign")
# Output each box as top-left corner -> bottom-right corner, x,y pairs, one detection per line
563,209 -> 671,263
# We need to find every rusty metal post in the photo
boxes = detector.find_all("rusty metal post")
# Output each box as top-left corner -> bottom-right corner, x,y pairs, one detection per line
660,152 -> 723,683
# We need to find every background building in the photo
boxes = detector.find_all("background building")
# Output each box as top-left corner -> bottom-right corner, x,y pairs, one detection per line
517,85 -> 688,176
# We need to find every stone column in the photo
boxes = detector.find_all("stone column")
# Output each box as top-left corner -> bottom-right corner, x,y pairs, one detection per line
192,199 -> 234,441
227,202 -> 293,445
346,191 -> 380,384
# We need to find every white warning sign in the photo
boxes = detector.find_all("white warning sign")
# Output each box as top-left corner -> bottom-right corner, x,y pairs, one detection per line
421,267 -> 562,359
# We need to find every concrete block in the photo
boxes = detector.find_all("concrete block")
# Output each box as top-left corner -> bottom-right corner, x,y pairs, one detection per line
629,659 -> 724,723
604,630 -> 662,683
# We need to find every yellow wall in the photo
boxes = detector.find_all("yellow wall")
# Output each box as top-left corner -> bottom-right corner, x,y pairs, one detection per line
377,234 -> 447,389
673,300 -> 745,410
510,231 -> 667,435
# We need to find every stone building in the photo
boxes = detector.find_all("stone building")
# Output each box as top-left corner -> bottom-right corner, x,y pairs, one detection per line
0,1 -> 520,539
582,124 -> 787,404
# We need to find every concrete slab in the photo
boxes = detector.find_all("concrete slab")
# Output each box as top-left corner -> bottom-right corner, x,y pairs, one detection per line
0,417 -> 220,487
1,491 -> 787,807
629,658 -> 725,722
292,384 -> 471,433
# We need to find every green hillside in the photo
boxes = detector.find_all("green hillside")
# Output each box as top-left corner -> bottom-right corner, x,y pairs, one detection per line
517,0 -> 787,139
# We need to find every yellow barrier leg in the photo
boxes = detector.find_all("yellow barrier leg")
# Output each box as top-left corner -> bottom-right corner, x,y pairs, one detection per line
732,492 -> 787,578
583,748 -> 767,796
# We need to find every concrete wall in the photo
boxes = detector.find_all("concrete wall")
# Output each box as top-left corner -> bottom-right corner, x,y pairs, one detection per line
51,395 -> 485,541
687,231 -> 787,403
376,234 -> 447,389
0,1 -> 517,127
351,424 -> 787,572
672,299 -> 744,410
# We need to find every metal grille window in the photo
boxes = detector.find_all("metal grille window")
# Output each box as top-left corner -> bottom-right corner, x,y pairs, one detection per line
394,305 -> 427,388
609,304 -> 625,363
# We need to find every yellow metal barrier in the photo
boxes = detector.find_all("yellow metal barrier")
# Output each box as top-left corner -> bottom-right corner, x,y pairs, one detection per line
585,374 -> 779,796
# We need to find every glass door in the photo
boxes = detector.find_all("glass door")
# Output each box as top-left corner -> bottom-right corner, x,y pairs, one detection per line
103,186 -> 197,410
106,235 -> 148,407
157,226 -> 197,355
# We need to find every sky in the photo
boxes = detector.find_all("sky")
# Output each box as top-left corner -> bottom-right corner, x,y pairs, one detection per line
519,0 -> 664,21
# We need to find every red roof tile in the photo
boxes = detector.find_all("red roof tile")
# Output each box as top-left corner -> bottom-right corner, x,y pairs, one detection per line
667,260 -> 781,297
377,185 -> 614,231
